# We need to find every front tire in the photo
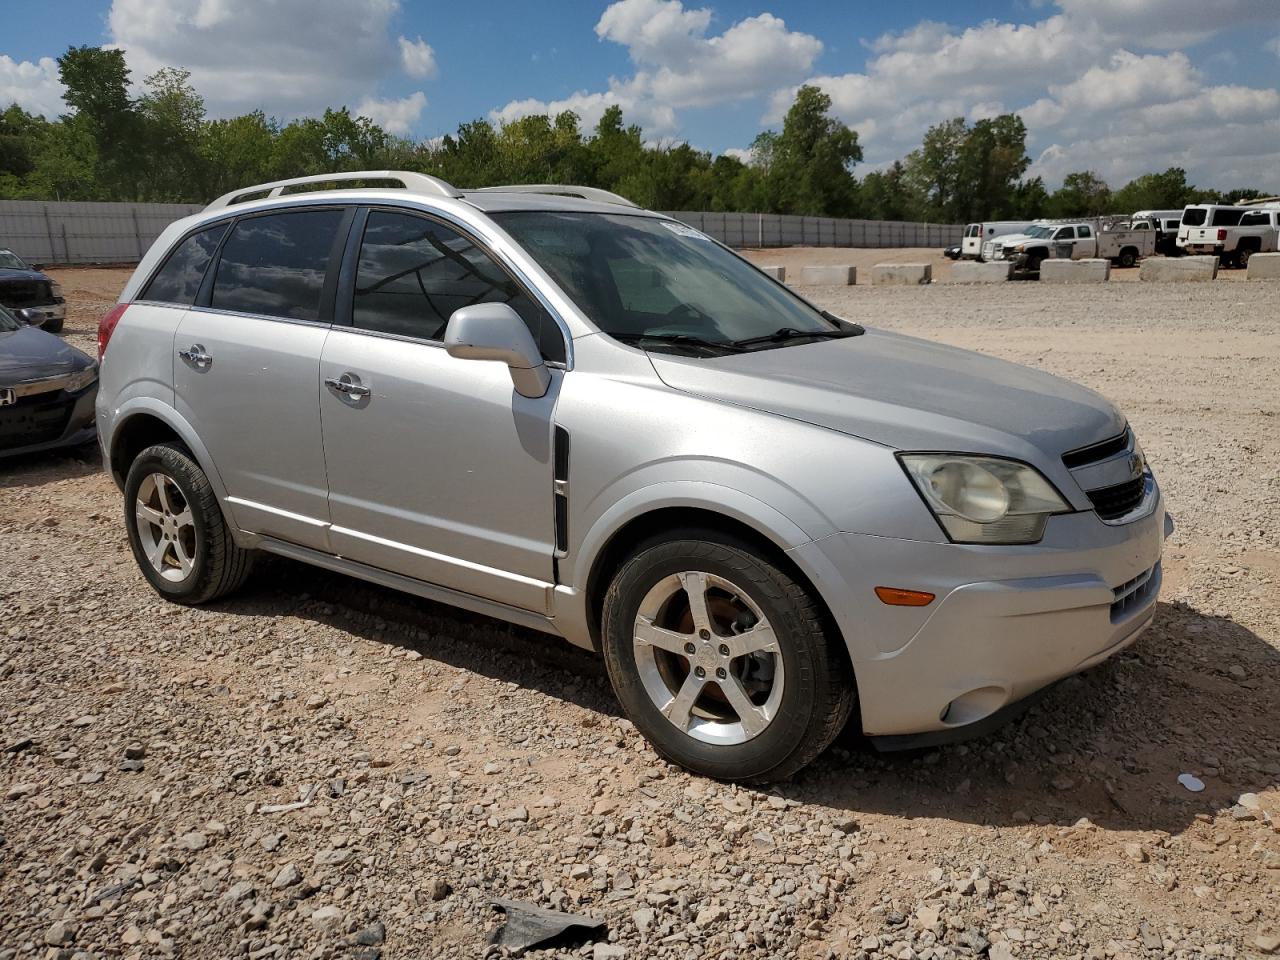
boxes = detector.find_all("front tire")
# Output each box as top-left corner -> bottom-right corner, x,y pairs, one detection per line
123,442 -> 253,604
601,535 -> 854,781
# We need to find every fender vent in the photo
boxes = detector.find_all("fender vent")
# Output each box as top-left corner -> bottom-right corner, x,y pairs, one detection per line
553,426 -> 570,554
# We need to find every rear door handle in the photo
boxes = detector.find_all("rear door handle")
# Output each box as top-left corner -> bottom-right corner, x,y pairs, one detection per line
178,344 -> 212,368
325,374 -> 371,400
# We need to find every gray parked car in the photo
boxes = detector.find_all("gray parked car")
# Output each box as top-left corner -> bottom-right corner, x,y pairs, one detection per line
97,172 -> 1168,780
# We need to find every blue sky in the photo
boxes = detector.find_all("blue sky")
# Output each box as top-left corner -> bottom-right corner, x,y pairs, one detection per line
3,0 -> 1278,188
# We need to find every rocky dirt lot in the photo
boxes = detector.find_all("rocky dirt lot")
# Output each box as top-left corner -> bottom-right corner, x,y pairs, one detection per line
2,264 -> 1278,960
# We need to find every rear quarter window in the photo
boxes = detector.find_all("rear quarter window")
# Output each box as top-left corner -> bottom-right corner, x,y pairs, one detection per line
142,222 -> 229,305
1210,209 -> 1243,227
210,209 -> 345,321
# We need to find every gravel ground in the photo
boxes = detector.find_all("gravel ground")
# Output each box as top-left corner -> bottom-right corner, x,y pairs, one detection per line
2,265 -> 1278,960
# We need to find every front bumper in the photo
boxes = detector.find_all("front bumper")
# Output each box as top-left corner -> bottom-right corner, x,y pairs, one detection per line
8,301 -> 66,328
0,382 -> 98,458
791,484 -> 1167,739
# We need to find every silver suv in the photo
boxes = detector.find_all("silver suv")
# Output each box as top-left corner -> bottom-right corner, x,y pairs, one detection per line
97,171 -> 1167,780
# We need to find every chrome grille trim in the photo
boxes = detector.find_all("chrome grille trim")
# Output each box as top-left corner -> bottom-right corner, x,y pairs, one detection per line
1110,562 -> 1159,622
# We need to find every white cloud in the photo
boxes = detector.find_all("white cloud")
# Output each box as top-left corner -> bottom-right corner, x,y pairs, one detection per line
1266,35 -> 1280,57
355,91 -> 427,135
106,0 -> 433,125
0,55 -> 65,119
398,35 -> 436,79
770,2 -> 1279,190
723,147 -> 753,163
494,0 -> 821,136
1054,0 -> 1278,49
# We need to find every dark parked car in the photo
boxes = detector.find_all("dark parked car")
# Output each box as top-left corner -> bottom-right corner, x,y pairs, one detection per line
943,244 -> 961,260
0,248 -> 66,332
0,304 -> 97,458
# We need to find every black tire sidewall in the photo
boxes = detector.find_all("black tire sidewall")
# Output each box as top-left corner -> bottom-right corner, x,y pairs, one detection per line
602,540 -> 830,780
123,446 -> 213,600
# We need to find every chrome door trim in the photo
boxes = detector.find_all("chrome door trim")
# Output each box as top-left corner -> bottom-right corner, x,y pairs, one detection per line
329,524 -> 555,597
224,496 -> 330,528
254,535 -> 564,640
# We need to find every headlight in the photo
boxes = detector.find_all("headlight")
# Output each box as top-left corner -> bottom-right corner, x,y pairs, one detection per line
50,280 -> 64,298
65,364 -> 98,393
898,453 -> 1070,544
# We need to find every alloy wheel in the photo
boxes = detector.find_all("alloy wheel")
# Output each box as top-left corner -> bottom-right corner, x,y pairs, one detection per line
134,473 -> 196,582
632,570 -> 784,745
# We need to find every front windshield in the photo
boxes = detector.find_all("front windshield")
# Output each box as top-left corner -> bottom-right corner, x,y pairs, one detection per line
1024,225 -> 1054,239
493,211 -> 838,351
0,305 -> 22,332
0,250 -> 28,270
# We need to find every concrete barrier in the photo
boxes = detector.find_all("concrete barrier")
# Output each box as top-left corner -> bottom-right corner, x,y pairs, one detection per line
758,265 -> 785,281
870,262 -> 932,286
1246,252 -> 1280,280
947,260 -> 1013,283
800,265 -> 856,285
1040,258 -> 1110,283
1140,255 -> 1218,282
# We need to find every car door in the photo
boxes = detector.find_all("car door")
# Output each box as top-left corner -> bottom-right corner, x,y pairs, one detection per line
173,206 -> 353,550
1076,224 -> 1093,258
318,206 -> 566,613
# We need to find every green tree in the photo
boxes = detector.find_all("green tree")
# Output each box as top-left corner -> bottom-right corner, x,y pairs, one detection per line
759,86 -> 861,215
1109,167 -> 1212,212
137,68 -> 207,201
1046,170 -> 1112,217
904,115 -> 1031,221
58,45 -> 138,196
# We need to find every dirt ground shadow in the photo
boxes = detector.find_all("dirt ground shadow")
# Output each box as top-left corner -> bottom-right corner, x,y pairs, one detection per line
211,554 -> 1278,839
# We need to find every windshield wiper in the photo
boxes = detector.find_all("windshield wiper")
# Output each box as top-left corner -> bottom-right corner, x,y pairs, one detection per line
610,332 -> 745,354
730,321 -> 864,349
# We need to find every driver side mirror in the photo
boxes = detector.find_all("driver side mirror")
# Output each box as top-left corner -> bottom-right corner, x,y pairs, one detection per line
30,263 -> 46,272
444,303 -> 551,399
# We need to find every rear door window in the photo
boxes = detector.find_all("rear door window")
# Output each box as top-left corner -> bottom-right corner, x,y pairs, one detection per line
143,222 -> 229,305
210,209 -> 345,321
351,209 -> 564,362
1078,225 -> 1092,238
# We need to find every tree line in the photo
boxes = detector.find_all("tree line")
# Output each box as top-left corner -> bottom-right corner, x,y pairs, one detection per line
1,46 -> 1270,222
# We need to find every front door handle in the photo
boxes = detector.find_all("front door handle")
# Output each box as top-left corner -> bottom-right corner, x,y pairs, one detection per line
178,344 -> 212,368
325,374 -> 371,400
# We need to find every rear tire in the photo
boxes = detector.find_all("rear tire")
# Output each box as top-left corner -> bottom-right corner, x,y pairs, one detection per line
123,442 -> 253,604
42,317 -> 64,333
1236,247 -> 1253,269
601,534 -> 854,781
1118,248 -> 1137,269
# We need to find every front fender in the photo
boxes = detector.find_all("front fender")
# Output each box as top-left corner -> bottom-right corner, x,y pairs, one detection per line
553,477 -> 817,650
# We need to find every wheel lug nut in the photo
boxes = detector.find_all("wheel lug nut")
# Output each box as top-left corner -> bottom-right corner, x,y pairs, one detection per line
684,642 -> 697,655
699,629 -> 710,640
718,644 -> 730,656
694,666 -> 706,678
716,667 -> 727,680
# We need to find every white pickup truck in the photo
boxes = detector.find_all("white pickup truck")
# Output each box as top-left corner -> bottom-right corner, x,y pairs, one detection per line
1177,203 -> 1280,268
982,219 -> 1155,271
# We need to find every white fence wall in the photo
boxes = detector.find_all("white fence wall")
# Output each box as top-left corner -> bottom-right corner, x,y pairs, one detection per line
0,200 -> 964,265
0,200 -> 203,265
660,211 -> 964,249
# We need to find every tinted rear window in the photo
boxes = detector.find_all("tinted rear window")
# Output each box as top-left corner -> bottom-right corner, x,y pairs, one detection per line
143,223 -> 228,305
210,209 -> 344,321
1181,209 -> 1206,226
1211,209 -> 1244,227
1240,211 -> 1269,227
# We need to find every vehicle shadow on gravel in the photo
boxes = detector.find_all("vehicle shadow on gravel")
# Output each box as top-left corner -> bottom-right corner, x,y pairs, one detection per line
216,557 -> 1278,838
0,445 -> 102,487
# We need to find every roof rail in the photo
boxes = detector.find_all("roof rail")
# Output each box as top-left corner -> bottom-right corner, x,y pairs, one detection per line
205,170 -> 459,211
467,184 -> 639,208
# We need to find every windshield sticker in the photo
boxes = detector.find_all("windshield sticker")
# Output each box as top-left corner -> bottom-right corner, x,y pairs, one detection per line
660,221 -> 711,241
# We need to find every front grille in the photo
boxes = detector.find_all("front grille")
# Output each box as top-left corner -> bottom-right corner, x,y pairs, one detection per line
1111,563 -> 1158,622
0,392 -> 73,449
1063,429 -> 1131,468
1087,476 -> 1145,520
0,280 -> 53,308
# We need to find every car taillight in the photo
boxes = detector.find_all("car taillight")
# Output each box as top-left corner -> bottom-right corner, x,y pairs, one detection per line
98,303 -> 128,360
1217,229 -> 1227,242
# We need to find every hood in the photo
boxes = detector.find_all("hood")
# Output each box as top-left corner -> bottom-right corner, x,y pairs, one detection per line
648,329 -> 1124,460
0,268 -> 49,284
0,324 -> 91,384
987,233 -> 1035,248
